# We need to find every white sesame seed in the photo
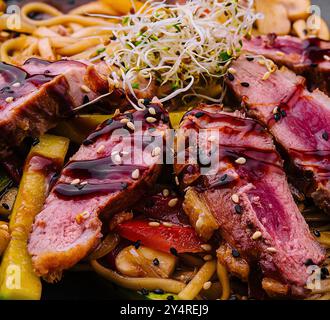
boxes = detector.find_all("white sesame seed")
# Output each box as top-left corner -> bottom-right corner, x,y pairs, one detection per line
208,135 -> 216,142
152,146 -> 161,157
80,181 -> 88,185
5,97 -> 14,103
162,189 -> 170,197
127,121 -> 135,131
324,55 -> 330,61
146,117 -> 157,123
175,176 -> 179,186
96,145 -> 105,154
266,247 -> 277,253
203,255 -> 213,261
168,198 -> 178,207
252,231 -> 262,240
276,51 -> 285,57
231,194 -> 239,204
228,67 -> 237,74
12,82 -> 21,88
114,109 -> 120,117
149,107 -> 156,115
149,221 -> 160,227
163,222 -> 173,227
235,157 -> 246,165
81,85 -> 91,93
196,217 -> 204,229
120,118 -> 129,124
113,154 -> 122,164
131,169 -> 140,180
201,244 -> 212,252
262,71 -> 271,81
273,106 -> 279,114
71,178 -> 81,185
81,211 -> 90,219
203,281 -> 212,290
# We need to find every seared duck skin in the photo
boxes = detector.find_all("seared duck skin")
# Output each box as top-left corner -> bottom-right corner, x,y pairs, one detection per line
28,101 -> 169,278
227,55 -> 330,215
174,105 -> 325,297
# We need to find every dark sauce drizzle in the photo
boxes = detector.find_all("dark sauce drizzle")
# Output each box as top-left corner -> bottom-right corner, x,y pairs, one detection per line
179,110 -> 282,191
54,104 -> 168,199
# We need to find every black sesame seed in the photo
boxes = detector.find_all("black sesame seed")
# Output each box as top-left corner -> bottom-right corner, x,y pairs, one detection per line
322,131 -> 329,141
110,35 -> 117,41
153,258 -> 160,266
310,63 -> 318,68
144,98 -> 151,106
2,203 -> 9,210
154,289 -> 164,294
321,267 -> 329,278
280,110 -> 287,117
232,248 -> 240,258
303,29 -> 308,35
235,204 -> 243,214
274,113 -> 281,122
83,139 -> 93,146
140,288 -> 149,295
32,137 -> 40,146
75,184 -> 85,190
134,240 -> 141,249
220,174 -> 228,181
167,295 -> 174,300
227,72 -> 235,81
229,294 -> 238,300
246,57 -> 254,62
195,112 -> 205,118
170,247 -> 178,256
106,118 -> 113,125
313,230 -> 321,237
240,82 -> 250,87
121,182 -> 128,190
304,258 -> 314,266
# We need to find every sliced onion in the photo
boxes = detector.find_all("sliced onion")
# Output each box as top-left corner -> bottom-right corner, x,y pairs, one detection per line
88,233 -> 120,260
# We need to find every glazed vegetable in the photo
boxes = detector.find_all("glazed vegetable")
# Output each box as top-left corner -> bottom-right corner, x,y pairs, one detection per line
115,220 -> 204,254
55,114 -> 112,144
0,134 -> 69,300
182,187 -> 219,241
115,245 -> 177,278
178,260 -> 217,300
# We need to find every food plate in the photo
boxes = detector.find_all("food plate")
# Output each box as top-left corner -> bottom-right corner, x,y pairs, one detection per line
0,0 -> 329,301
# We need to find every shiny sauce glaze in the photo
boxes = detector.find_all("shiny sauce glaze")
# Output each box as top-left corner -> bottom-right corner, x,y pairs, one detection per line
178,109 -> 282,191
54,104 -> 169,199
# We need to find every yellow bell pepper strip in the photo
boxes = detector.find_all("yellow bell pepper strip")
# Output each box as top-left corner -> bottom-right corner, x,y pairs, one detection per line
0,134 -> 69,300
54,114 -> 112,144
